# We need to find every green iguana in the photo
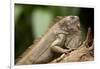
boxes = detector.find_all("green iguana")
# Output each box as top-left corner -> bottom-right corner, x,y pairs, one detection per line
16,16 -> 82,65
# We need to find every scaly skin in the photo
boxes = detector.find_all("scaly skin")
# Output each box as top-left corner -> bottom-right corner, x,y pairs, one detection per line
16,16 -> 81,65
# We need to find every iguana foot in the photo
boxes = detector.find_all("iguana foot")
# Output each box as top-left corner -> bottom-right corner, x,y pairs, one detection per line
50,53 -> 66,63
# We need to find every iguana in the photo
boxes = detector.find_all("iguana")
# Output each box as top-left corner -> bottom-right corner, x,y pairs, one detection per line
16,16 -> 82,65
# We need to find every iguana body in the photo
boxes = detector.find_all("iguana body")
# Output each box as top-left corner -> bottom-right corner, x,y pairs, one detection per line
50,27 -> 94,63
16,16 -> 81,65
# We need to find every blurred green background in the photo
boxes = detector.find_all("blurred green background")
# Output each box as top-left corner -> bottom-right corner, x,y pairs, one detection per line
15,4 -> 94,60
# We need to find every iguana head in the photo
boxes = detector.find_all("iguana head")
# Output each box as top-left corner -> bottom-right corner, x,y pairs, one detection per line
59,16 -> 80,34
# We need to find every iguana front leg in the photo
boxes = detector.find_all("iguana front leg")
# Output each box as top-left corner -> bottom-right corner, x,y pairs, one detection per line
51,33 -> 70,54
50,33 -> 71,62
